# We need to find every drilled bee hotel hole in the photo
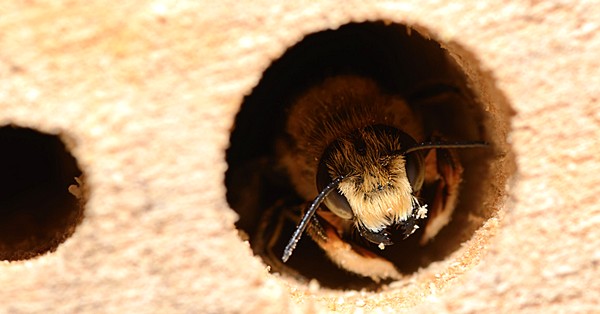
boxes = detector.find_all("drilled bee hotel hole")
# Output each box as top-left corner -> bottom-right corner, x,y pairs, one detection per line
227,22 -> 512,290
0,126 -> 85,261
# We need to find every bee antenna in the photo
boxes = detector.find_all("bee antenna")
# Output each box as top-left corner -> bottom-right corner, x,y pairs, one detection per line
396,141 -> 488,155
282,175 -> 345,263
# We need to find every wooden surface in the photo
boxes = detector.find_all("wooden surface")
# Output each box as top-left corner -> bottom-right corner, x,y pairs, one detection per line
0,1 -> 599,313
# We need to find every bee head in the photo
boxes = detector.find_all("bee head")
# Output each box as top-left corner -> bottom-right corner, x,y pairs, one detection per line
317,125 -> 425,239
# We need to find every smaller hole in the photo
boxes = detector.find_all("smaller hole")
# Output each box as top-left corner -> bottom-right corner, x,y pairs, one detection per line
0,126 -> 85,261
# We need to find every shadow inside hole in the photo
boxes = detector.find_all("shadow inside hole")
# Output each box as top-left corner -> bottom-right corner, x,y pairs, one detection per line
0,126 -> 84,261
226,22 -> 504,289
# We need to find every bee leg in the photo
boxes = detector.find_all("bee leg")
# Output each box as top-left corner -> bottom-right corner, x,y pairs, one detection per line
308,212 -> 328,242
309,212 -> 402,282
420,146 -> 463,245
253,200 -> 305,279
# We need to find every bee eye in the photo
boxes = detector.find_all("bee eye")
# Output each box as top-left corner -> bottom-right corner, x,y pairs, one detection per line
404,152 -> 425,192
324,187 -> 354,220
317,158 -> 354,220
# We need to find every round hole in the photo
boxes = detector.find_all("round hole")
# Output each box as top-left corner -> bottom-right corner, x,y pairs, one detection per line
226,22 -> 513,290
0,126 -> 85,261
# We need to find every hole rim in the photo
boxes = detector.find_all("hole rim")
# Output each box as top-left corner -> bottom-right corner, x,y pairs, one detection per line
0,125 -> 86,261
226,21 -> 515,291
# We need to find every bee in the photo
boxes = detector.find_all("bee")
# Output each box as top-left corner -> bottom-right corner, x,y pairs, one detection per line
257,75 -> 486,281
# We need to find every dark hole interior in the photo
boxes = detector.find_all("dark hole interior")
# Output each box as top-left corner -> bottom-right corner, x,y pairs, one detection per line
0,126 -> 84,261
226,22 -> 499,290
